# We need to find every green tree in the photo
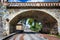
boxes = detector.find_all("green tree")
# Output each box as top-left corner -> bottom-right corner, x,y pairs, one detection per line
28,18 -> 42,32
28,18 -> 34,26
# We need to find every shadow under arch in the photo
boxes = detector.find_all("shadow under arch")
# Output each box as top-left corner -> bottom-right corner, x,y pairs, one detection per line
9,10 -> 58,34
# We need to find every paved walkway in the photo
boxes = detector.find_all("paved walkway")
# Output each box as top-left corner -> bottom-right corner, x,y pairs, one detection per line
24,34 -> 47,40
9,34 -> 48,40
9,34 -> 24,40
7,33 -> 60,40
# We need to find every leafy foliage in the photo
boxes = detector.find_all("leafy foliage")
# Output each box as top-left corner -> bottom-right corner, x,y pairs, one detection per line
28,18 -> 34,26
28,18 -> 42,32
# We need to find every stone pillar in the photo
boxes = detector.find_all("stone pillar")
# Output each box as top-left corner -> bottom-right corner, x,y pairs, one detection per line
5,18 -> 10,35
58,21 -> 60,35
6,22 -> 10,35
51,23 -> 58,35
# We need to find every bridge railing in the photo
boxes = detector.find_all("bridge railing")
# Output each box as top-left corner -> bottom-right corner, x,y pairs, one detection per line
7,2 -> 60,7
2,33 -> 16,40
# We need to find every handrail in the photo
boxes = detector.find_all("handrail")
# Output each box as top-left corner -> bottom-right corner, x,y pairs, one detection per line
2,33 -> 16,40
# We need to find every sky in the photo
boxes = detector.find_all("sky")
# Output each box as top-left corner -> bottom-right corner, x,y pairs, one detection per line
8,0 -> 59,2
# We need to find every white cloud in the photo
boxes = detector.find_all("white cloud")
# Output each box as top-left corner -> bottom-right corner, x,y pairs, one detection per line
13,0 -> 17,2
8,0 -> 44,2
27,0 -> 44,2
14,0 -> 21,2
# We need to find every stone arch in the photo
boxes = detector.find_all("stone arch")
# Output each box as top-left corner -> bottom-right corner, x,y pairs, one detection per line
8,10 -> 58,34
9,9 -> 58,22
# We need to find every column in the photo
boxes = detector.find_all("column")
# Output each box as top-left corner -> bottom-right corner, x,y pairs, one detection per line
58,21 -> 60,35
5,18 -> 10,35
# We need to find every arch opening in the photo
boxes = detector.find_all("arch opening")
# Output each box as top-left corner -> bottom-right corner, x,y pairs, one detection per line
9,10 -> 58,34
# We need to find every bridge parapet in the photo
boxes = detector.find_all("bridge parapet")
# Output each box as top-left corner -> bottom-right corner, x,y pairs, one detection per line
5,2 -> 60,8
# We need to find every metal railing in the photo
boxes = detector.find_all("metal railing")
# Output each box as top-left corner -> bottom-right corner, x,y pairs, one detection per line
2,33 -> 16,40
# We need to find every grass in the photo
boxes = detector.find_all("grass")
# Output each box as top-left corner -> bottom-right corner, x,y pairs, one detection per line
56,35 -> 60,38
48,34 -> 60,38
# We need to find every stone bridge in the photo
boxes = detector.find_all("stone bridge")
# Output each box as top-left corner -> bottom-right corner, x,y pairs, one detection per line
1,2 -> 60,35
